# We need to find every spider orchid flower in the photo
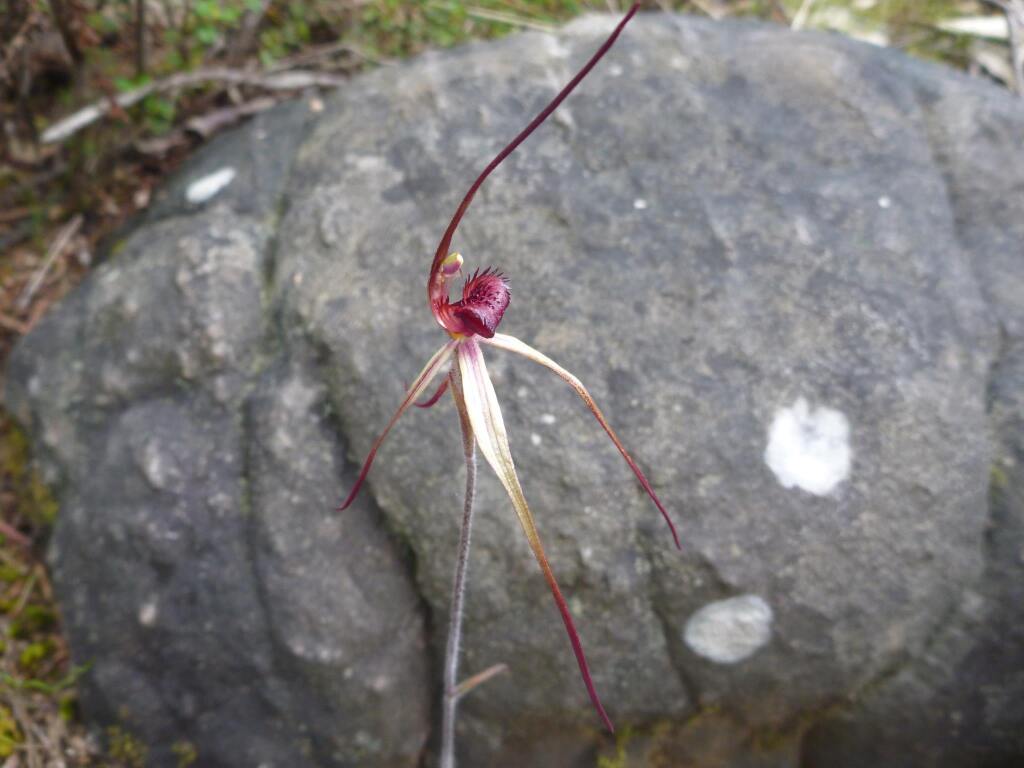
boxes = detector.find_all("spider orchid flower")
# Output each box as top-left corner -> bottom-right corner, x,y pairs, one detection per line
337,3 -> 679,732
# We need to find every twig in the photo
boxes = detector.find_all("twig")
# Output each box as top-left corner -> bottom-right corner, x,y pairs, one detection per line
10,567 -> 38,617
0,519 -> 32,549
0,312 -> 30,334
136,0 -> 147,76
688,0 -> 727,21
15,214 -> 82,313
442,367 -> 477,768
40,67 -> 347,144
463,6 -> 554,33
184,96 -> 276,137
266,41 -> 385,72
226,0 -> 271,64
0,206 -> 32,223
791,0 -> 817,30
768,0 -> 792,24
983,0 -> 1024,94
453,663 -> 508,699
47,0 -> 82,64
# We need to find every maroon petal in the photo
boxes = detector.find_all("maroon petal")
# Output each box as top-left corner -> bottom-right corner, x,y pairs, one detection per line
451,269 -> 510,338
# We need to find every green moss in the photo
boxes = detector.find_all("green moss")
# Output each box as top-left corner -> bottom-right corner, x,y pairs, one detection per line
106,725 -> 149,768
8,604 -> 57,638
1,662 -> 92,695
597,723 -> 636,767
58,694 -> 79,722
18,639 -> 56,674
0,412 -> 59,529
990,464 -> 1009,490
172,739 -> 199,767
0,704 -> 23,757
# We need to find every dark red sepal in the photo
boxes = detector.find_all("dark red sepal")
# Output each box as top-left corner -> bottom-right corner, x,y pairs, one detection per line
427,3 -> 641,307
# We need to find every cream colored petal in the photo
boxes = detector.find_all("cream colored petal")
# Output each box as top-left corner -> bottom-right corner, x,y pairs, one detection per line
456,338 -> 613,731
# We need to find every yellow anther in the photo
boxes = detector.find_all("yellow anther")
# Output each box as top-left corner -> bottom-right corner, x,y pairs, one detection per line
440,251 -> 464,278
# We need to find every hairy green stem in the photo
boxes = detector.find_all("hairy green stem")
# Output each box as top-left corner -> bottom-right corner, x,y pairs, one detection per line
441,368 -> 477,768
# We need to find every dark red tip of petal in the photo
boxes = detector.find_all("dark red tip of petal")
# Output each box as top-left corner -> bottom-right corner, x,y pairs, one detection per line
414,377 -> 449,408
540,554 -> 615,732
336,452 -> 376,511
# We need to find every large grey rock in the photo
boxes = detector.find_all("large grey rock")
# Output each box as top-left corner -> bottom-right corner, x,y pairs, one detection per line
6,12 -> 1024,767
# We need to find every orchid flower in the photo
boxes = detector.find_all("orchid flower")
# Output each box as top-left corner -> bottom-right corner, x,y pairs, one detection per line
337,3 -> 679,733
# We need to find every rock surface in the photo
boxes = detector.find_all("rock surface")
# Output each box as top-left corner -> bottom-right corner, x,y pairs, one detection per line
7,12 -> 1024,768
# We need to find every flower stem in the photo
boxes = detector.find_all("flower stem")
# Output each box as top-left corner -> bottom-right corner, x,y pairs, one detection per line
441,369 -> 477,768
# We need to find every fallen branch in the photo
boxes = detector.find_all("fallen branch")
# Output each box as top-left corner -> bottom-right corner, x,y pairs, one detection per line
40,67 -> 346,143
184,95 -> 276,138
15,214 -> 82,312
266,40 -> 385,72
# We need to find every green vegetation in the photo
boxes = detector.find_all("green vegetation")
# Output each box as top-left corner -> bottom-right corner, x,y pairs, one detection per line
0,704 -> 23,757
597,723 -> 636,768
172,739 -> 199,767
105,725 -> 148,768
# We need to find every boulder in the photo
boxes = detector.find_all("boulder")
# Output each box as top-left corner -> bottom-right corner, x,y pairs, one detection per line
6,12 -> 1024,767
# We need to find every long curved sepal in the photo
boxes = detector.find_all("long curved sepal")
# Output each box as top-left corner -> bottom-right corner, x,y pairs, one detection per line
428,3 -> 641,307
337,340 -> 458,510
456,338 -> 614,732
481,332 -> 681,550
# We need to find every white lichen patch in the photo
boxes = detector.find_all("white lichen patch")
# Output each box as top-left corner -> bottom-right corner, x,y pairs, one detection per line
185,167 -> 236,204
542,35 -> 570,60
565,14 -> 620,37
140,438 -> 177,491
793,216 -> 814,244
684,595 -> 773,664
138,598 -> 158,627
764,397 -> 851,496
669,54 -> 690,71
